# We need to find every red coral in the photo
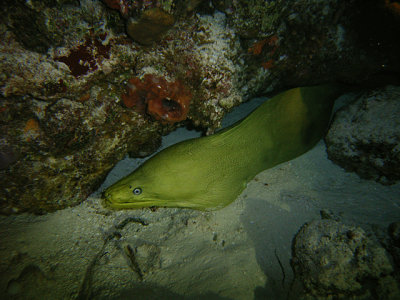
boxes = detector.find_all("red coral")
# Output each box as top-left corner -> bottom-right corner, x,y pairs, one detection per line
122,74 -> 192,123
55,33 -> 111,77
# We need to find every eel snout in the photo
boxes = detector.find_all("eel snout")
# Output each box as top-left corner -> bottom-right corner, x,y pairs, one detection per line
101,190 -> 111,203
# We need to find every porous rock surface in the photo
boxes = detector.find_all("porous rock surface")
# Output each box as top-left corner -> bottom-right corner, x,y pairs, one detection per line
291,219 -> 399,299
326,85 -> 400,185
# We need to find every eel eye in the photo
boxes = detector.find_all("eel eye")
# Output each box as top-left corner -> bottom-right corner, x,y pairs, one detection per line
133,187 -> 142,195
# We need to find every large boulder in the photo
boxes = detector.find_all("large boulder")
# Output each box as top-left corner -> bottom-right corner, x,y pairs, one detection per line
291,219 -> 398,299
326,85 -> 400,185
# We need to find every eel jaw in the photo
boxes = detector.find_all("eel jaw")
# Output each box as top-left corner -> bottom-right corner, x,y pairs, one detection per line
101,191 -> 138,209
101,190 -> 165,209
102,191 -> 199,210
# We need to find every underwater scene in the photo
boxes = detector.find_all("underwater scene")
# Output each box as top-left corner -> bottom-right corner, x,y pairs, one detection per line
1,0 -> 400,299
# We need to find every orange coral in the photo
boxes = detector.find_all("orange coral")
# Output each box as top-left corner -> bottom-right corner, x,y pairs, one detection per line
24,119 -> 40,134
23,118 -> 40,141
122,74 -> 192,123
384,0 -> 400,15
248,36 -> 279,70
261,59 -> 275,70
248,39 -> 268,55
248,35 -> 279,55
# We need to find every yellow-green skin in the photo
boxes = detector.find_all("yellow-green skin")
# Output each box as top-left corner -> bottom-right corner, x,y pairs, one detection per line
103,85 -> 342,210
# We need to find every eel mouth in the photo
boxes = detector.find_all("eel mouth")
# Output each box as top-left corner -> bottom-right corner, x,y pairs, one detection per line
102,191 -> 156,209
101,192 -> 126,208
103,197 -> 141,209
101,190 -> 197,210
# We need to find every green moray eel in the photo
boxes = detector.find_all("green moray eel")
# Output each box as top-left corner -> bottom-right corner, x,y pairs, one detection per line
103,85 -> 343,210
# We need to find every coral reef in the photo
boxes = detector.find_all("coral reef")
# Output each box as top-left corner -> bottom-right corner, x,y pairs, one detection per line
120,11 -> 243,132
0,2 -> 163,213
1,0 -> 400,213
229,0 -> 400,93
0,3 -> 242,213
122,74 -> 192,123
0,90 -> 162,214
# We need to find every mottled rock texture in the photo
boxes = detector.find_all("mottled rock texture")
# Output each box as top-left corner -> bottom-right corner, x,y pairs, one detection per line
291,219 -> 399,299
326,86 -> 400,185
0,2 -> 241,214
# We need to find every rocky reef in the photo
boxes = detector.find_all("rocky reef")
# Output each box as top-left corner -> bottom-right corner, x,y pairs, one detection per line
291,219 -> 400,299
1,0 -> 400,213
326,85 -> 400,185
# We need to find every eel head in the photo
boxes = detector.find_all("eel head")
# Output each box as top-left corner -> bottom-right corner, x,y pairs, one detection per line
102,141 -> 213,210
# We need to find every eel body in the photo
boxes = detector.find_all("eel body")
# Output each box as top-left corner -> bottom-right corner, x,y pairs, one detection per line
103,85 -> 342,210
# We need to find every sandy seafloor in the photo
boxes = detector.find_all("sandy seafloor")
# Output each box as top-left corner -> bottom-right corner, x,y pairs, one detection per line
1,94 -> 400,300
